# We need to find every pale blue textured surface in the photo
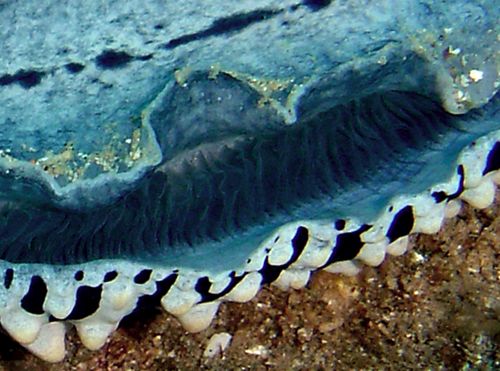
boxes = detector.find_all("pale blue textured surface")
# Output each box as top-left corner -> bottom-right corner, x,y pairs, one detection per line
0,0 -> 497,210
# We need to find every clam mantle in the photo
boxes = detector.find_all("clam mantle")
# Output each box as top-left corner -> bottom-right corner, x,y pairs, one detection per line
0,0 -> 498,363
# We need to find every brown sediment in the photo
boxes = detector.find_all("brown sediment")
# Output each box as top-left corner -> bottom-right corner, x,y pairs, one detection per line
0,195 -> 498,370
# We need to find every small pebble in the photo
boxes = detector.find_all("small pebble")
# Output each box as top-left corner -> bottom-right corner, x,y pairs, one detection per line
244,345 -> 268,356
203,332 -> 232,358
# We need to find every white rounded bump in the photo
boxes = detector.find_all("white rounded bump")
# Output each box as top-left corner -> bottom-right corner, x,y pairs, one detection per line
273,269 -> 311,290
44,285 -> 77,320
386,236 -> 409,256
360,224 -> 385,243
107,280 -> 138,311
413,209 -> 444,234
323,260 -> 362,276
460,179 -> 496,209
490,170 -> 500,185
355,240 -> 387,267
22,321 -> 66,363
161,286 -> 199,316
224,272 -> 262,303
208,274 -> 232,296
267,240 -> 293,266
289,270 -> 311,290
296,241 -> 332,269
176,301 -> 220,333
75,321 -> 118,350
444,199 -> 462,219
460,151 -> 485,188
1,310 -> 46,344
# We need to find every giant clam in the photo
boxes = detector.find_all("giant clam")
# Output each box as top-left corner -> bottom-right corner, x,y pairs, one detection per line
0,0 -> 498,365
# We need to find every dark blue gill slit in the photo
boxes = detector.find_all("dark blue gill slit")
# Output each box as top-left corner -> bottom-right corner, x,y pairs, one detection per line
0,87 -> 498,266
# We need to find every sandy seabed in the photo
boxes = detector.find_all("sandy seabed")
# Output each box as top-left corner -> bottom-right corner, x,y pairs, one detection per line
1,194 -> 499,371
